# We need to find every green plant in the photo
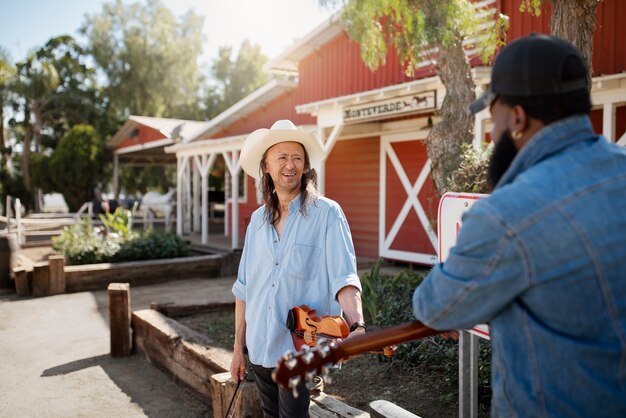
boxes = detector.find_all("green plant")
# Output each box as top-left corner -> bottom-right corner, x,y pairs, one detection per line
99,205 -> 137,240
447,143 -> 492,194
113,230 -> 188,262
359,260 -> 492,408
52,215 -> 188,265
52,216 -> 120,265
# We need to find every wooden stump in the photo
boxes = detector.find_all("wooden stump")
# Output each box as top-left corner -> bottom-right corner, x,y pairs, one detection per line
108,283 -> 131,357
32,262 -> 49,297
48,255 -> 65,295
210,371 -> 263,418
12,266 -> 30,296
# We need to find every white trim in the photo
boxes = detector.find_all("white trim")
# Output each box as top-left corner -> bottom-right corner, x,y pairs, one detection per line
166,134 -> 247,156
617,132 -> 626,147
114,138 -> 173,154
379,133 -> 438,265
603,103 -> 617,142
183,79 -> 297,143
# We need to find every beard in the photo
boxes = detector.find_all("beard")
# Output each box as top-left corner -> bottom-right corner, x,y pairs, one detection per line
487,129 -> 519,191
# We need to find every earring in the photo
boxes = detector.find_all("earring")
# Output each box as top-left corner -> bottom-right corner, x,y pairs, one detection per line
511,131 -> 523,140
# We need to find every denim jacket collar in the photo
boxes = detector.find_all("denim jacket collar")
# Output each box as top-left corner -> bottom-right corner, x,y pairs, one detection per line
496,115 -> 597,189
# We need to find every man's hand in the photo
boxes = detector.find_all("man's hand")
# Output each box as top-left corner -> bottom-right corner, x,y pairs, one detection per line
230,346 -> 247,382
346,326 -> 366,339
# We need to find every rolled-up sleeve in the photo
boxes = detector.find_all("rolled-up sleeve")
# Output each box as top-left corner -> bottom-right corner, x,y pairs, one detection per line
231,226 -> 251,301
326,208 -> 361,299
413,203 -> 528,330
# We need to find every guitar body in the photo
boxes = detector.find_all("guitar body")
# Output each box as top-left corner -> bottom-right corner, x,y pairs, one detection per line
286,305 -> 350,351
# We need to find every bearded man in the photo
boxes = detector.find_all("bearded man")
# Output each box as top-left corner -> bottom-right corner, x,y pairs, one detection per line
413,34 -> 626,417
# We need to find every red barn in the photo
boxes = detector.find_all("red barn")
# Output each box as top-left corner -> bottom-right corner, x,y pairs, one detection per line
112,0 -> 626,264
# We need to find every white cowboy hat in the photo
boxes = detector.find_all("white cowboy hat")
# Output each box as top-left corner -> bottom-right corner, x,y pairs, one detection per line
240,119 -> 324,180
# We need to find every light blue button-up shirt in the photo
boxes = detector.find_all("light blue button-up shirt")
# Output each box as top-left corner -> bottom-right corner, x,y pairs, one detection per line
413,115 -> 626,417
232,194 -> 361,368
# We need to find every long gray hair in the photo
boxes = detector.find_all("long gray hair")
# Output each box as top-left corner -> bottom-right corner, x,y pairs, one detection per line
259,144 -> 319,226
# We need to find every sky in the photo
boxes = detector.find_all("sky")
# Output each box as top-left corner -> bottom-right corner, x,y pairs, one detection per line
0,0 -> 338,66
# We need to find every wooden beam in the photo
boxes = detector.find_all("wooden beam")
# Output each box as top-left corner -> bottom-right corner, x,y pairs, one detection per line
48,255 -> 65,295
108,283 -> 132,357
32,262 -> 49,297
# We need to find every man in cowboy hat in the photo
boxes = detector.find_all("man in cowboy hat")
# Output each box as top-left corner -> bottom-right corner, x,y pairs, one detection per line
413,34 -> 626,416
230,119 -> 365,417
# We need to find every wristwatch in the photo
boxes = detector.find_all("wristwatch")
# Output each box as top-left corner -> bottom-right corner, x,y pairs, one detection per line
349,321 -> 367,332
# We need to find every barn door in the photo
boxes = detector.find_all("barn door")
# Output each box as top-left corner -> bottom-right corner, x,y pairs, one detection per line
379,132 -> 438,265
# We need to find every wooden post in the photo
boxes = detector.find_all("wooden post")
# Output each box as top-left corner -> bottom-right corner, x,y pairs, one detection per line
32,262 -> 49,296
48,255 -> 65,295
210,372 -> 263,418
12,267 -> 30,296
108,283 -> 131,357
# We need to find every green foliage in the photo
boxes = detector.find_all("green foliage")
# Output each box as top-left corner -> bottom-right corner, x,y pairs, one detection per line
339,0 -> 508,75
359,261 -> 492,404
115,230 -> 188,262
52,217 -> 120,265
447,143 -> 492,194
0,145 -> 32,211
118,165 -> 175,196
52,215 -> 188,265
48,124 -> 107,211
99,206 -> 136,239
519,0 -> 544,16
81,0 -> 205,119
204,40 -> 269,119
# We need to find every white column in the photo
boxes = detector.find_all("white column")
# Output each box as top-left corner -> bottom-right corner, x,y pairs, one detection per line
196,153 -> 216,245
113,153 -> 119,198
231,169 -> 240,249
473,109 -> 489,149
185,162 -> 192,234
222,150 -> 241,249
176,156 -> 188,236
603,103 -> 616,142
224,171 -> 230,237
317,124 -> 343,195
193,161 -> 200,233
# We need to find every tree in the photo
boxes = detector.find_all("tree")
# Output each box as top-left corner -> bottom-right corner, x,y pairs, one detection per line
47,124 -> 107,211
8,36 -> 100,208
204,40 -> 269,119
326,0 -> 507,193
80,0 -> 205,120
0,47 -> 14,147
521,0 -> 601,89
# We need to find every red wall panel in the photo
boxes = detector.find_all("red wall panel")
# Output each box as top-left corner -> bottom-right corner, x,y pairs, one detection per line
325,137 -> 380,259
500,0 -> 626,76
115,126 -> 163,150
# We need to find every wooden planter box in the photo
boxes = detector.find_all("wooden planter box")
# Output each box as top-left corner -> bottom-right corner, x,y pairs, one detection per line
65,254 -> 226,293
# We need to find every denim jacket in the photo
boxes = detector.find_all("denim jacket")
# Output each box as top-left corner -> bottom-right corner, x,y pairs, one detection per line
413,115 -> 626,417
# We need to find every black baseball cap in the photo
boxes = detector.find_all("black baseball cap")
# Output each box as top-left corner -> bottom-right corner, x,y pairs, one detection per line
468,34 -> 588,114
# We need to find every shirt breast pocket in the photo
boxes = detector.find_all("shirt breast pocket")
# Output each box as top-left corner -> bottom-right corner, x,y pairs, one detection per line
287,244 -> 321,281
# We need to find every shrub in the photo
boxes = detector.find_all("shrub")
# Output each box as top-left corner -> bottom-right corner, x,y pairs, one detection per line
52,210 -> 188,265
359,261 -> 492,406
448,143 -> 492,194
114,230 -> 188,262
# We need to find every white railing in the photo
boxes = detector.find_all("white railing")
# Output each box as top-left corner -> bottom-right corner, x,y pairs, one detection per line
1,196 -> 96,243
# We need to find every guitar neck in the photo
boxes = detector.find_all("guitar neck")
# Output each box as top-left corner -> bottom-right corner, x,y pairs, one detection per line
273,320 -> 442,390
334,321 -> 440,360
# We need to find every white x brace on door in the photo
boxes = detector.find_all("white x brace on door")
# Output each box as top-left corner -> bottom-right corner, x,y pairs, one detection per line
379,132 -> 438,265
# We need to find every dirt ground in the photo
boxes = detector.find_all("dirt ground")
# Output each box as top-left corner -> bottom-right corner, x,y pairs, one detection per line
179,310 -> 458,417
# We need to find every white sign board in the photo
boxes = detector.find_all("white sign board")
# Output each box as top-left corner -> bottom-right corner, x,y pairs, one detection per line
343,91 -> 436,123
438,192 -> 490,340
